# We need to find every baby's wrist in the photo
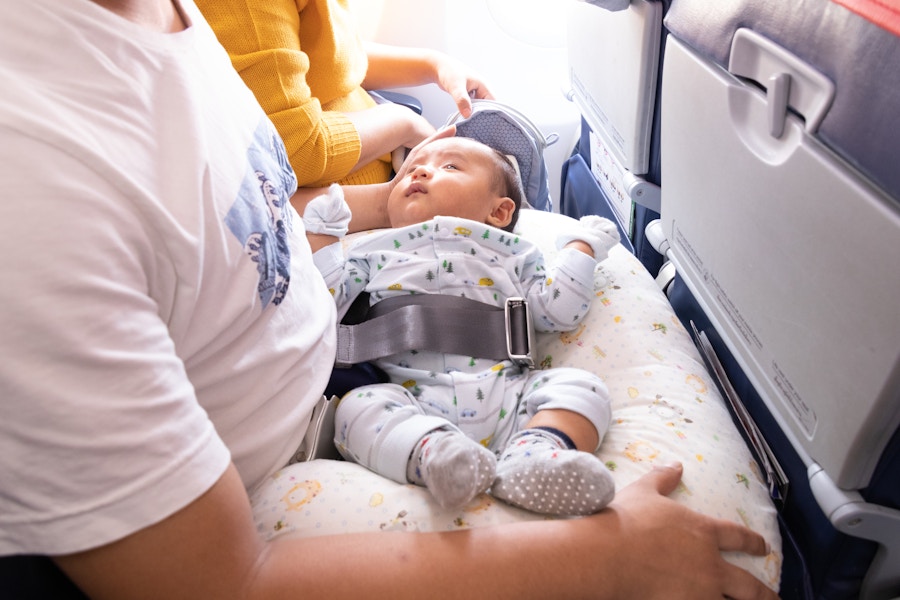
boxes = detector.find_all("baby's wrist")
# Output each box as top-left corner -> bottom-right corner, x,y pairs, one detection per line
302,183 -> 351,238
564,240 -> 595,258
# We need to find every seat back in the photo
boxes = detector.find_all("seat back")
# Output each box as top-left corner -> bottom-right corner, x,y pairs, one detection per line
561,0 -> 667,271
660,1 -> 900,597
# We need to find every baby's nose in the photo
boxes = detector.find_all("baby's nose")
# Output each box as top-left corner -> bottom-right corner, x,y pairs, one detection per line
411,165 -> 430,179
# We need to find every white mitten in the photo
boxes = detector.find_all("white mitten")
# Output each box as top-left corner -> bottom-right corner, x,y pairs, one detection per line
555,215 -> 621,261
302,183 -> 351,238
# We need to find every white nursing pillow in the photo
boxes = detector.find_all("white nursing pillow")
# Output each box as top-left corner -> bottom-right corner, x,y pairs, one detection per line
250,210 -> 782,591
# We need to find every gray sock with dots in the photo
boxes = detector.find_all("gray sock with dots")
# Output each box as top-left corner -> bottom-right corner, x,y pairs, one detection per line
407,429 -> 497,510
491,428 -> 615,515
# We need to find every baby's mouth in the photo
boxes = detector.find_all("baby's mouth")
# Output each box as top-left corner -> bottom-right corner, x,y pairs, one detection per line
406,182 -> 427,196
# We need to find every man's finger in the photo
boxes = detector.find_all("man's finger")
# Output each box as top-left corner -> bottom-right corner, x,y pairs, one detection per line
639,462 -> 684,496
720,561 -> 780,600
716,519 -> 770,557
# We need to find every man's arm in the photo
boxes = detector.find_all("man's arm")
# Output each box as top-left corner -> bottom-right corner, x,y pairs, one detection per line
55,462 -> 776,600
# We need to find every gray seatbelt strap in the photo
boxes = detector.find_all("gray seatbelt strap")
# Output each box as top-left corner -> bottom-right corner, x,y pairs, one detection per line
335,295 -> 534,369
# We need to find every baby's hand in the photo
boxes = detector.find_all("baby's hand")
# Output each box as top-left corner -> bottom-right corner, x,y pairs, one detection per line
555,216 -> 621,261
302,183 -> 352,238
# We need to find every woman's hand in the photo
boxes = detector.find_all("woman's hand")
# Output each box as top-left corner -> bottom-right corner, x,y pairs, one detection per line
389,125 -> 457,184
363,42 -> 494,119
432,54 -> 494,118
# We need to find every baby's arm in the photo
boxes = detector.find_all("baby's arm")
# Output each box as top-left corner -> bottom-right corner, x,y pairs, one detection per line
525,216 -> 620,331
301,185 -> 372,318
561,240 -> 595,257
301,184 -> 351,252
556,216 -> 620,262
311,242 -> 372,321
524,248 -> 597,332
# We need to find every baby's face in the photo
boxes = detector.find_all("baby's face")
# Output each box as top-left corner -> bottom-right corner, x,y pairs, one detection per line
387,137 -> 511,228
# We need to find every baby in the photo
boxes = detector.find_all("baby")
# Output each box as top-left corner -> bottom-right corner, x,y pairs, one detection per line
305,135 -> 620,516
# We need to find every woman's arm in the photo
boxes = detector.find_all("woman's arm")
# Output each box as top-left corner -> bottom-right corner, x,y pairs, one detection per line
342,103 -> 436,176
293,127 -> 459,252
346,42 -> 496,170
197,0 -> 365,187
55,462 -> 776,600
363,42 -> 495,118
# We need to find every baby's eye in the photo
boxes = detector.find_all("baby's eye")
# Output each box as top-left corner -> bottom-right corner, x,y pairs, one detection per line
442,163 -> 459,171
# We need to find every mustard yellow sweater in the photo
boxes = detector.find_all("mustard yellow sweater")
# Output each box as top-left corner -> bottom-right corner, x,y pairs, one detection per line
197,0 -> 392,187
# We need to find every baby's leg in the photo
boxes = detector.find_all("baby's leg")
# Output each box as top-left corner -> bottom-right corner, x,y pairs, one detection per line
335,383 -> 495,509
491,368 -> 615,515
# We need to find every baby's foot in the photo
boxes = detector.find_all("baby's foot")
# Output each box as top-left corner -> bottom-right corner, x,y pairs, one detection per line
408,430 -> 496,510
492,429 -> 615,515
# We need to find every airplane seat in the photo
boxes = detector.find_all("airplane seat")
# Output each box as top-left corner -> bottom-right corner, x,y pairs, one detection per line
659,0 -> 900,598
561,0 -> 899,597
559,0 -> 670,276
662,0 -> 900,204
0,554 -> 88,599
369,90 -> 424,116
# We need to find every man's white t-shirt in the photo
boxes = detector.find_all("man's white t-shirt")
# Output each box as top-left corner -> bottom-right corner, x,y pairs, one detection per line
0,0 -> 336,555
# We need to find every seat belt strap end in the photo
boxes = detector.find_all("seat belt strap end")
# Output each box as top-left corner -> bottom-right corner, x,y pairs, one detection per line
505,297 -> 535,369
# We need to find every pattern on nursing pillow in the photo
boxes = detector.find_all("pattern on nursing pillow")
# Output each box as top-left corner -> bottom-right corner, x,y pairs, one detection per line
250,211 -> 782,591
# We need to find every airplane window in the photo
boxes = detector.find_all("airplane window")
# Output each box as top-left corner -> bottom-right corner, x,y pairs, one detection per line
486,0 -> 571,48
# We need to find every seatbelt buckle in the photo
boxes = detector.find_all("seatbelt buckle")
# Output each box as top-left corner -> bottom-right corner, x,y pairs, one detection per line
505,297 -> 535,369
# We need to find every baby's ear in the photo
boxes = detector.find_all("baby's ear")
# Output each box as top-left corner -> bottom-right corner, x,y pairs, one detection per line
487,197 -> 516,228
